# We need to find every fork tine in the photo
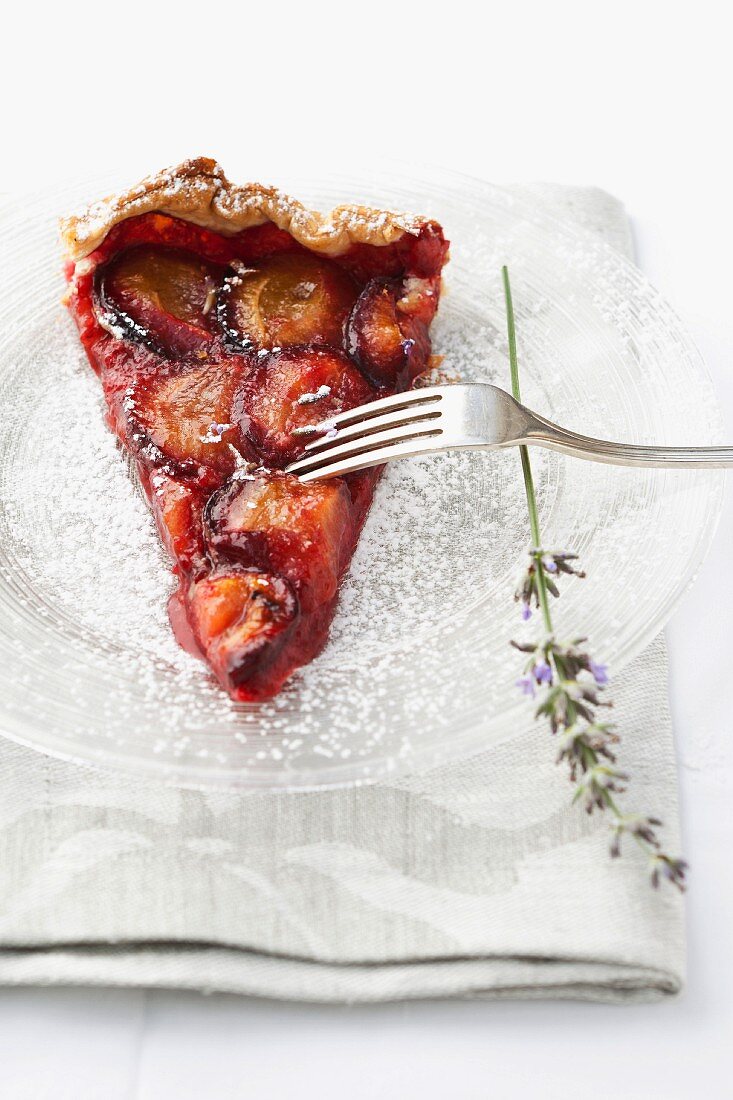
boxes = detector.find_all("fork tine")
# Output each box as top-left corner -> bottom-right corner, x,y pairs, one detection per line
302,404 -> 442,455
286,420 -> 444,478
293,433 -> 446,483
304,387 -> 444,435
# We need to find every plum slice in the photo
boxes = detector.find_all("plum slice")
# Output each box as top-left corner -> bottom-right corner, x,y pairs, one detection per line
205,474 -> 353,613
126,361 -> 251,482
188,569 -> 298,698
149,472 -> 208,577
216,252 -> 358,351
346,279 -> 406,387
346,276 -> 439,388
241,346 -> 374,467
96,245 -> 220,357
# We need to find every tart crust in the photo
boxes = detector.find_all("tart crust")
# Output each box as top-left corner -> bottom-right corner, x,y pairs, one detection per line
61,157 -> 429,262
61,161 -> 449,701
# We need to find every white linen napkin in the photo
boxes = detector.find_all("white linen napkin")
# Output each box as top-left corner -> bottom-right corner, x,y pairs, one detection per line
0,185 -> 685,1003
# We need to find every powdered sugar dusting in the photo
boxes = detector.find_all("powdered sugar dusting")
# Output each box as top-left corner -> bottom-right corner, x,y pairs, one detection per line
0,274 -> 555,782
5,324 -> 184,664
0,175 -> 723,788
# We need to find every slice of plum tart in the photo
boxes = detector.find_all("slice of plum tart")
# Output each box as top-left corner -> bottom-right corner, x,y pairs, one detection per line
61,158 -> 449,701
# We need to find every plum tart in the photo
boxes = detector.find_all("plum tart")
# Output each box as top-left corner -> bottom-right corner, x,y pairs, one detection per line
62,158 -> 449,701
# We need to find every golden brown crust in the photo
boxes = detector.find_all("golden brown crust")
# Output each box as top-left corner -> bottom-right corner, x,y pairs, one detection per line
61,157 -> 429,262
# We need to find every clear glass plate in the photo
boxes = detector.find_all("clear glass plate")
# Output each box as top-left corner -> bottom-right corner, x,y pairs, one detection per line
0,166 -> 724,789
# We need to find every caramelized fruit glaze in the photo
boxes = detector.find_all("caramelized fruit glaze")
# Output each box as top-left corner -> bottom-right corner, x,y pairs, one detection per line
65,211 -> 448,700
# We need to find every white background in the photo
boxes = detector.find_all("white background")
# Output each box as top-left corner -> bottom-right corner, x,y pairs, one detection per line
1,2 -> 732,1097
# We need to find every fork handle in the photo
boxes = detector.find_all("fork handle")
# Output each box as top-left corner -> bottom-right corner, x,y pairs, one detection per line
525,417 -> 733,469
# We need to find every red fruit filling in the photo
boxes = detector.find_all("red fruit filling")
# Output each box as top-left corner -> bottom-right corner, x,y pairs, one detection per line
216,252 -> 358,352
205,473 -> 353,613
148,473 -> 208,577
241,346 -> 375,467
347,279 -> 407,387
188,570 -> 298,698
96,246 -> 221,357
64,203 -> 448,701
347,275 -> 440,388
126,361 -> 252,483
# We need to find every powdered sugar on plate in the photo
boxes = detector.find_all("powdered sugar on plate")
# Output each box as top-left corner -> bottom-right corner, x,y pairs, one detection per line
0,174 -> 722,788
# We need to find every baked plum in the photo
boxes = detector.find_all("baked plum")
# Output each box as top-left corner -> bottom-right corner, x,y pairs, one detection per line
241,346 -> 374,466
346,275 -> 440,388
96,245 -> 220,357
216,252 -> 357,351
149,473 -> 208,577
205,474 -> 353,613
187,569 -> 298,699
126,361 -> 251,482
346,279 -> 406,387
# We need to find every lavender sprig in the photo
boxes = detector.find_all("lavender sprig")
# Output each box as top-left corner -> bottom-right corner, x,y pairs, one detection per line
502,266 -> 687,892
515,550 -> 585,620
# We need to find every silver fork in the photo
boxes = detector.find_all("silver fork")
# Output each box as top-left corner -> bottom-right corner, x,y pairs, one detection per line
286,383 -> 733,483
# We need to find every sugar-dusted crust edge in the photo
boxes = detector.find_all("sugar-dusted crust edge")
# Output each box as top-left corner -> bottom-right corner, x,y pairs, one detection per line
60,157 -> 432,262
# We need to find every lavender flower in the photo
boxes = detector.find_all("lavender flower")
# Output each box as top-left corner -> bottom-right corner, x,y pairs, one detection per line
515,549 -> 585,618
590,661 -> 609,686
650,855 -> 689,891
516,674 -> 536,697
533,661 -> 552,684
502,264 -> 686,892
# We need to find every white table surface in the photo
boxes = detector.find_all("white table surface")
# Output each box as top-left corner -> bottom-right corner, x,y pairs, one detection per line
1,3 -> 732,1097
